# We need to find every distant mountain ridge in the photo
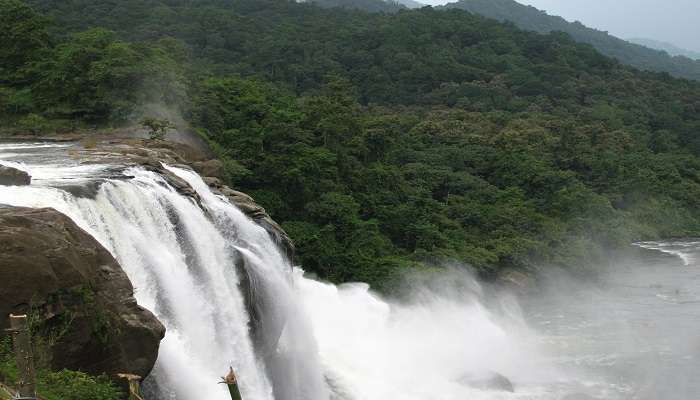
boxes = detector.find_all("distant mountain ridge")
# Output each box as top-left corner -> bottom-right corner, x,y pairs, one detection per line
311,0 -> 422,12
628,38 -> 700,61
443,0 -> 700,81
395,0 -> 424,8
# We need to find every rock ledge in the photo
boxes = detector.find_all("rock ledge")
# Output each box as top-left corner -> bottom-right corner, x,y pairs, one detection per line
0,206 -> 165,380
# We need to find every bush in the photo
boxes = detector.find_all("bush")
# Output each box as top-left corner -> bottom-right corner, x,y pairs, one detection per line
17,113 -> 49,134
39,370 -> 122,400
0,338 -> 121,400
140,117 -> 174,140
0,335 -> 17,385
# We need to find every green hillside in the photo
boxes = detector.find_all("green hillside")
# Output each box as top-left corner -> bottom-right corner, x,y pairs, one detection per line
628,38 -> 700,61
4,0 -> 700,289
311,0 -> 405,13
445,0 -> 700,81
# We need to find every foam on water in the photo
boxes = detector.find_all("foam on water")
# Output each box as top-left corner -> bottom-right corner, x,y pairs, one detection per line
634,241 -> 700,266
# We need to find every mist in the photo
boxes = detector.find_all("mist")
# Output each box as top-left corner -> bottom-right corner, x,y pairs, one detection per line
294,245 -> 700,400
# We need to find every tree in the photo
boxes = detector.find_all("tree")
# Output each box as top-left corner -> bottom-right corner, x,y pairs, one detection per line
0,0 -> 49,83
140,117 -> 174,140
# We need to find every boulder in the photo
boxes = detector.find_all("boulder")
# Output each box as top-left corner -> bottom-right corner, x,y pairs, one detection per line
218,190 -> 295,259
0,165 -> 31,186
0,206 -> 165,380
458,371 -> 514,392
192,159 -> 224,179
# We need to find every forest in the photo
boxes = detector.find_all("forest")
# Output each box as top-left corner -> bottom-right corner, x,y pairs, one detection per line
446,0 -> 700,82
3,0 -> 700,290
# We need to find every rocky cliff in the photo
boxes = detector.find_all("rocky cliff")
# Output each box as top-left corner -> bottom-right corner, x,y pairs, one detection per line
72,137 -> 294,259
0,206 -> 165,379
0,136 -> 295,386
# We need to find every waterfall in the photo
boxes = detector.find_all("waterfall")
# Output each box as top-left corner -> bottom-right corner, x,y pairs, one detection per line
0,143 -> 329,400
3,143 -> 634,400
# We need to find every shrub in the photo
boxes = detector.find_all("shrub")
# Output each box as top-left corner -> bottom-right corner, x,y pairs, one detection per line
140,117 -> 174,140
39,370 -> 122,400
17,113 -> 49,134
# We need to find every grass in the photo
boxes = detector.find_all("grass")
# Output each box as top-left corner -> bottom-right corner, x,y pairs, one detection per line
0,384 -> 13,400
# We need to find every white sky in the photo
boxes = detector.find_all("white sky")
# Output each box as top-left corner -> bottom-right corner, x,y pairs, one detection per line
419,0 -> 700,53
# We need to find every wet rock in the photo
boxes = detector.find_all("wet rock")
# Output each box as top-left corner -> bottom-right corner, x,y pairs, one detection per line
0,207 -> 165,380
57,137 -> 295,261
498,268 -> 534,290
458,371 -> 514,392
216,188 -> 295,258
0,165 -> 31,186
203,176 -> 223,187
192,159 -> 224,179
59,181 -> 104,199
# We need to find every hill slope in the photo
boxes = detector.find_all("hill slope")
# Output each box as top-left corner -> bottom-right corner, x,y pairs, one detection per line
628,38 -> 700,61
6,0 -> 700,287
444,0 -> 700,81
311,0 -> 405,13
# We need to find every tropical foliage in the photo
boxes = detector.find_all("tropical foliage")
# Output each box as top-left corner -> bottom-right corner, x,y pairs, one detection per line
445,0 -> 700,81
3,0 -> 700,289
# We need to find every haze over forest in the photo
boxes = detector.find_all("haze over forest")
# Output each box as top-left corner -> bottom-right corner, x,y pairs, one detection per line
421,0 -> 700,54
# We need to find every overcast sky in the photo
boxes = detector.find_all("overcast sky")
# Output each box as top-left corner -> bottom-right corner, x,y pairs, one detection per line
419,0 -> 700,53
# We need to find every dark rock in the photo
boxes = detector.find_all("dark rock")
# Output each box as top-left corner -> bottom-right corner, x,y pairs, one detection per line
203,176 -> 223,187
256,217 -> 295,260
59,181 -> 104,199
0,207 -> 165,381
458,371 -> 514,392
192,159 -> 224,179
216,188 -> 295,259
0,165 -> 31,186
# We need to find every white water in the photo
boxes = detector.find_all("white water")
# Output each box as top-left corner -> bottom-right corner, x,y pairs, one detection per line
0,143 -> 326,400
295,271 -> 569,400
633,240 -> 700,266
3,143 -> 698,400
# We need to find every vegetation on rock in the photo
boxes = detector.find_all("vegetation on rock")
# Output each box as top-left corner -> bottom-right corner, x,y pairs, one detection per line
0,331 -> 123,400
0,206 -> 164,396
141,117 -> 174,140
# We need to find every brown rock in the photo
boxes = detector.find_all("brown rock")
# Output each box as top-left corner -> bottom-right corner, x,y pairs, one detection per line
0,206 -> 165,380
192,159 -> 224,179
0,165 -> 31,186
213,188 -> 295,259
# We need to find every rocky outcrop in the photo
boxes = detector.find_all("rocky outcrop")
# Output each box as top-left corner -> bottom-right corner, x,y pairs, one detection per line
72,138 -> 295,259
192,159 -> 224,179
0,206 -> 165,380
204,177 -> 295,259
0,165 -> 30,186
458,371 -> 514,392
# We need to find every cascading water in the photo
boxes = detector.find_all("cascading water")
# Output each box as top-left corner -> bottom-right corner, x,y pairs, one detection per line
5,142 -> 700,400
0,143 -> 328,400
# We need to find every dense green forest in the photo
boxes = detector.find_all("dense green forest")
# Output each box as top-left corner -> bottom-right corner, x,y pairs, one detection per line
3,0 -> 700,290
444,0 -> 700,82
311,0 -> 405,13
